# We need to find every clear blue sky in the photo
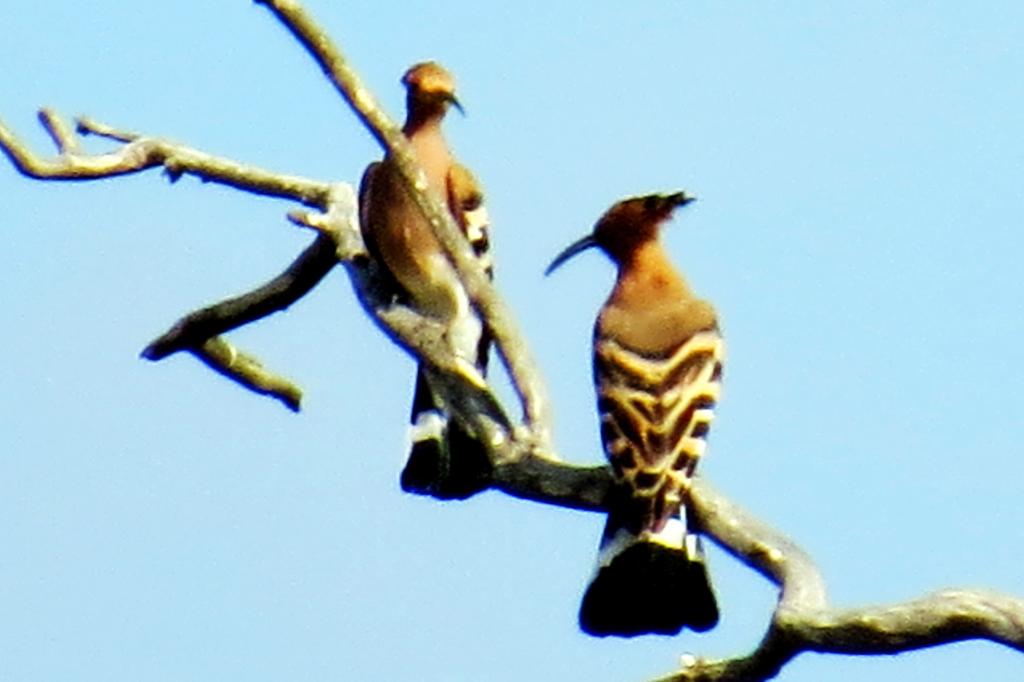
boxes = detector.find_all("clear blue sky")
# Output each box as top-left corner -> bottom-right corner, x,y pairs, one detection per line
2,2 -> 1023,681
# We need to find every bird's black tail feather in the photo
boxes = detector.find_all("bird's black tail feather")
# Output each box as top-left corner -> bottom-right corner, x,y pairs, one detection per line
401,367 -> 491,499
579,515 -> 718,637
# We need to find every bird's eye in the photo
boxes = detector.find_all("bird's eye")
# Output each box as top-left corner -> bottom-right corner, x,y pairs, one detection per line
643,196 -> 659,211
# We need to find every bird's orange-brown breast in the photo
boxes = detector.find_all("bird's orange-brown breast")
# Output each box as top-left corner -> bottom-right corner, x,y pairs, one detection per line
359,117 -> 460,320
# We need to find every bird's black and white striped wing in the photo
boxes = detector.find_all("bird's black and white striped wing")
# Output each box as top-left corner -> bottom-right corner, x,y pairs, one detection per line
593,328 -> 724,534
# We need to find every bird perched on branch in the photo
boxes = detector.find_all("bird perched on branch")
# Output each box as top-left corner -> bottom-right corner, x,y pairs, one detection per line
359,62 -> 493,498
546,192 -> 721,637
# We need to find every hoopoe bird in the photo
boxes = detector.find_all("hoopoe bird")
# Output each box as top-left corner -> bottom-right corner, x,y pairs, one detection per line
546,192 -> 721,637
359,62 -> 493,498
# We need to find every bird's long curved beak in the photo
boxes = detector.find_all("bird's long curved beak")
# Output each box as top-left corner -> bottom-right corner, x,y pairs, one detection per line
545,234 -> 598,276
667,192 -> 696,209
448,94 -> 465,116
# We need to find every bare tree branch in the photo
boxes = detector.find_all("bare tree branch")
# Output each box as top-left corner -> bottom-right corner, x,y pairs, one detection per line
657,586 -> 1024,682
255,0 -> 556,450
668,480 -> 1024,680
0,110 -> 331,206
141,234 -> 339,361
492,459 -> 611,512
0,110 -> 338,403
194,336 -> 303,412
693,481 -> 827,611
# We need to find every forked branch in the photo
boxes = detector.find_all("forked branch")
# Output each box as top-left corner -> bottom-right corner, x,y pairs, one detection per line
0,109 -> 338,407
0,109 -> 332,205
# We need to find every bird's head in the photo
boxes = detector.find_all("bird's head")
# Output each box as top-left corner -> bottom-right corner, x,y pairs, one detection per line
401,61 -> 465,117
545,192 -> 695,274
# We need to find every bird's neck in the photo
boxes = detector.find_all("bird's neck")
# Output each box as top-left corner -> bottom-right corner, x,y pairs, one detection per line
396,112 -> 453,194
610,240 -> 690,308
403,102 -> 446,136
598,240 -> 714,353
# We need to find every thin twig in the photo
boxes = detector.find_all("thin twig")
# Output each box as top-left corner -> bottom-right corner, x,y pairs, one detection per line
76,115 -> 140,143
39,108 -> 80,154
194,336 -> 303,412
